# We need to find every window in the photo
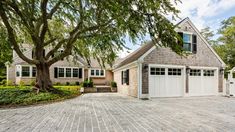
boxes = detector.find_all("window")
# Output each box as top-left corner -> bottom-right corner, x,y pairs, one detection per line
183,33 -> 192,51
66,68 -> 71,77
100,70 -> 104,76
122,69 -> 129,85
90,69 -> 105,77
168,68 -> 181,76
203,70 -> 214,76
32,67 -> 37,77
190,69 -> 201,76
73,68 -> 79,77
91,70 -> 95,76
58,68 -> 64,77
150,68 -> 165,75
96,70 -> 100,76
22,66 -> 30,77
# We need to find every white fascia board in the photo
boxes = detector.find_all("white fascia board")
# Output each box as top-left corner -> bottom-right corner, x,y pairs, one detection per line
113,61 -> 138,72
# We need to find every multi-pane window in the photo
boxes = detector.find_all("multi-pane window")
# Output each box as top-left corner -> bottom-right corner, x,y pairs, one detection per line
183,33 -> 192,51
73,68 -> 79,77
122,69 -> 129,85
168,68 -> 181,76
150,68 -> 165,75
58,68 -> 64,77
203,70 -> 214,76
90,69 -> 105,77
190,69 -> 201,76
91,70 -> 95,76
22,66 -> 30,77
66,68 -> 71,77
32,67 -> 37,77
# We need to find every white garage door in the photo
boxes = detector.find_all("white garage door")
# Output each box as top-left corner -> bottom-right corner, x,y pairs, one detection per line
188,68 -> 218,96
149,67 -> 184,97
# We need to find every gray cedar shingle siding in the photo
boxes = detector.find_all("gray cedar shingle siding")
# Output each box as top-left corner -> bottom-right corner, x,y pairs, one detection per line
141,20 -> 224,94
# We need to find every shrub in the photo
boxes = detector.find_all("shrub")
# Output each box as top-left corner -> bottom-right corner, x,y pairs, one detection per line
111,81 -> 117,87
7,80 -> 13,86
66,82 -> 70,86
82,79 -> 93,88
30,80 -> 36,86
75,81 -> 80,85
55,82 -> 61,86
0,79 -> 7,85
19,81 -> 25,87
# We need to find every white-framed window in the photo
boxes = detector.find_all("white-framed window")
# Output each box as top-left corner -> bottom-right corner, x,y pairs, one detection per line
58,68 -> 64,77
183,33 -> 192,52
203,70 -> 215,76
57,67 -> 82,78
32,67 -> 37,77
90,69 -> 105,77
66,68 -> 71,77
21,66 -> 30,77
190,69 -> 201,76
73,68 -> 79,77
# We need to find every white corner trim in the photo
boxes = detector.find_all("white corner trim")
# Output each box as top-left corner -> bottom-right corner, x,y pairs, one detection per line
177,18 -> 226,67
137,63 -> 143,99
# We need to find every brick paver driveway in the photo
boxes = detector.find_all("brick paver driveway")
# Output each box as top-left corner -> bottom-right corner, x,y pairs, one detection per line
1,93 -> 235,132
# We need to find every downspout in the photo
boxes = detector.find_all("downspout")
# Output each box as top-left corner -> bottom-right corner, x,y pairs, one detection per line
137,59 -> 144,99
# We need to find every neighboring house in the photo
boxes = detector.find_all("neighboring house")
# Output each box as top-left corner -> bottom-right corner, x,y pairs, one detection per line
113,18 -> 226,98
6,44 -> 113,85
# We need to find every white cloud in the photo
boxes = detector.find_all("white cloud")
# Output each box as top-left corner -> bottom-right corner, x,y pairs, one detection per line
174,0 -> 235,30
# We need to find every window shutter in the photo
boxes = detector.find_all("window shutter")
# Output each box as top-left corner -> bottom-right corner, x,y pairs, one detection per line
178,32 -> 184,47
32,50 -> 34,59
126,69 -> 129,85
43,49 -> 45,57
121,71 -> 123,84
54,67 -> 58,78
192,34 -> 197,54
79,68 -> 82,78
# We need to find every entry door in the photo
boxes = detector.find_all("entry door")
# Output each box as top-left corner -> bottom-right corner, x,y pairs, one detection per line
149,67 -> 184,97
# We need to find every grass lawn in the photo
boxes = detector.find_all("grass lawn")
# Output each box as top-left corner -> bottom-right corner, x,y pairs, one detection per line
0,85 -> 80,108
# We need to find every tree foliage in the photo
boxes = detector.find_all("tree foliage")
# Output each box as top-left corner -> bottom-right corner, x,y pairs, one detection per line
200,26 -> 217,45
213,16 -> 235,69
0,0 -> 182,90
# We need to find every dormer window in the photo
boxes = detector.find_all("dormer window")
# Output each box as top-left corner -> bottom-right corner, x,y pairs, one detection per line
178,32 -> 197,53
183,33 -> 192,52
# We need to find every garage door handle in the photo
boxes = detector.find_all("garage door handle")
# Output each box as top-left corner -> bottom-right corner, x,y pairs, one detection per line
230,82 -> 234,84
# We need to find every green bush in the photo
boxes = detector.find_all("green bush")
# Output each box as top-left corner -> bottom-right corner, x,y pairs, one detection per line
54,82 -> 61,86
75,81 -> 80,85
111,81 -> 117,87
82,79 -> 93,88
66,82 -> 70,86
7,80 -> 13,86
0,79 -> 7,85
19,81 -> 25,87
30,80 -> 36,86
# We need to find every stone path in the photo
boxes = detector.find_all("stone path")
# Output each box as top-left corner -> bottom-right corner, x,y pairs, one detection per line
1,93 -> 235,132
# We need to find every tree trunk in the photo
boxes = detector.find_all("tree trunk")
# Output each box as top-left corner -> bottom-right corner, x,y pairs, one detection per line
35,63 -> 53,91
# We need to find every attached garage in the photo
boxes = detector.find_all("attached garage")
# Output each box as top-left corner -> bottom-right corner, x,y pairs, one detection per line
188,68 -> 218,96
148,65 -> 219,98
149,65 -> 185,97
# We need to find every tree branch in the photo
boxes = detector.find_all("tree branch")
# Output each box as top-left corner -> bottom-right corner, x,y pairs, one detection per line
0,4 -> 38,64
45,39 -> 67,60
47,0 -> 62,19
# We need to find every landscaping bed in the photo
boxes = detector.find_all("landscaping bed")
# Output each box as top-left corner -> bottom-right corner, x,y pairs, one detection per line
0,85 -> 80,108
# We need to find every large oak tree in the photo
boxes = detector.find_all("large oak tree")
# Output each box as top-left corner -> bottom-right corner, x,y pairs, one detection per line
0,0 -> 182,92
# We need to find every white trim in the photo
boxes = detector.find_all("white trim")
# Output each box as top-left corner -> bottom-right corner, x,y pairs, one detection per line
137,63 -> 142,98
177,18 -> 226,67
89,69 -> 106,78
57,66 -> 82,78
189,66 -> 218,70
148,64 -> 185,68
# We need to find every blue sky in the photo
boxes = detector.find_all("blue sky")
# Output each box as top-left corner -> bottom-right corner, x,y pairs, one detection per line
118,0 -> 235,58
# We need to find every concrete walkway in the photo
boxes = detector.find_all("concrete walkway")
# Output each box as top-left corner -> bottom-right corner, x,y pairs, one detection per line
1,93 -> 235,132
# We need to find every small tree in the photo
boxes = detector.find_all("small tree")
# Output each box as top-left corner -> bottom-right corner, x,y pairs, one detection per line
0,0 -> 182,92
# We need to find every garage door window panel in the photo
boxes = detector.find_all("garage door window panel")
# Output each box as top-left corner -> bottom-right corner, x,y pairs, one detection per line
150,68 -> 165,75
203,70 -> 214,76
190,69 -> 201,76
168,68 -> 181,76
